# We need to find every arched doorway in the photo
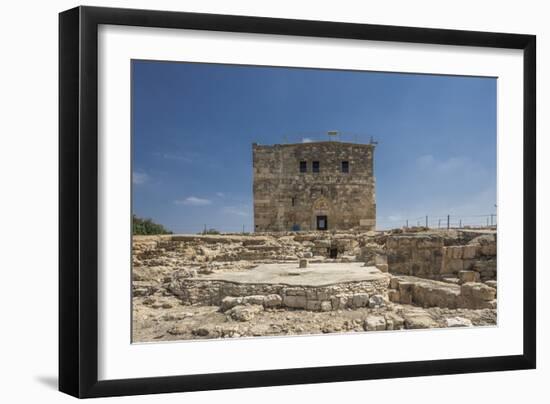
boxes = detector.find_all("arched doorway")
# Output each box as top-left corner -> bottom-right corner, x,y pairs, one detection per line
312,197 -> 330,230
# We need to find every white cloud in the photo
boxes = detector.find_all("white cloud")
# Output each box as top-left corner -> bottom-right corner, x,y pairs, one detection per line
174,196 -> 212,206
132,171 -> 149,185
416,154 -> 476,174
216,192 -> 226,198
153,151 -> 194,163
222,205 -> 250,217
302,138 -> 314,143
416,154 -> 436,168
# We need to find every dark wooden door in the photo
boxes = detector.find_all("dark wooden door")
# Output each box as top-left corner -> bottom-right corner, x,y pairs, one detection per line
316,215 -> 327,230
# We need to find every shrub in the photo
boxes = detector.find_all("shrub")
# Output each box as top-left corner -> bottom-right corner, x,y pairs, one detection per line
201,228 -> 220,235
132,214 -> 172,235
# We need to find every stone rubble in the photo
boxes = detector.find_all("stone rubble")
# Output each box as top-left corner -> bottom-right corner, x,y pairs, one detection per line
132,228 -> 497,342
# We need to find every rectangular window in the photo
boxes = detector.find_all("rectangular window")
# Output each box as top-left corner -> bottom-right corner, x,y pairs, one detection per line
291,197 -> 296,206
299,161 -> 307,173
341,161 -> 349,173
312,161 -> 320,173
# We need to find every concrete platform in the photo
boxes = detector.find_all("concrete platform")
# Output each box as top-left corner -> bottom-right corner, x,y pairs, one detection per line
197,262 -> 387,287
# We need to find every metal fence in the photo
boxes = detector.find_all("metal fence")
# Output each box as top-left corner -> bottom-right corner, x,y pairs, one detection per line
166,224 -> 253,235
402,213 -> 497,230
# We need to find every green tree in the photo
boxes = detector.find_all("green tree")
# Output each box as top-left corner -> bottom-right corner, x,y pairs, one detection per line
132,214 -> 173,235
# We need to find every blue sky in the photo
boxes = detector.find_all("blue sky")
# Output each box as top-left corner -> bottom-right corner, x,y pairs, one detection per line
132,60 -> 496,232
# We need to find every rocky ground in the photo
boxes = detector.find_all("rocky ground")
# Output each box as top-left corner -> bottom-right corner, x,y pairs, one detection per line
132,293 -> 496,342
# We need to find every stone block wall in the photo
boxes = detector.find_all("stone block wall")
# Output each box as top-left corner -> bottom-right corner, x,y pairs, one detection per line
389,275 -> 496,309
384,232 -> 497,281
385,235 -> 444,277
441,234 -> 497,281
253,141 -> 376,232
168,277 -> 390,312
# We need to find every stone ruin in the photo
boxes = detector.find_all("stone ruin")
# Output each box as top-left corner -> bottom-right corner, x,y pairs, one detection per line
132,229 -> 497,341
169,262 -> 390,311
383,232 -> 497,309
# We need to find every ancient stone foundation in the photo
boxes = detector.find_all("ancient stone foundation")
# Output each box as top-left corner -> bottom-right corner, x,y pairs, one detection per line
168,262 -> 390,311
384,231 -> 497,282
388,275 -> 496,309
132,228 -> 497,341
170,278 -> 390,311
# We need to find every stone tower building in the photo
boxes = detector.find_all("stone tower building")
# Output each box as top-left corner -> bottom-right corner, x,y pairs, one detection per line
253,141 -> 376,232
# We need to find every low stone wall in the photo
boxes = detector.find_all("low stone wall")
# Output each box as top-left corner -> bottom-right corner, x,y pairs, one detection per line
385,234 -> 444,277
389,275 -> 496,309
132,231 -> 373,268
442,235 -> 496,281
133,230 -> 496,278
385,232 -> 497,281
168,277 -> 390,312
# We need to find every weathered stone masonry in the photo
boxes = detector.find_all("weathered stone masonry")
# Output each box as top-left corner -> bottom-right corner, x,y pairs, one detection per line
253,141 -> 376,232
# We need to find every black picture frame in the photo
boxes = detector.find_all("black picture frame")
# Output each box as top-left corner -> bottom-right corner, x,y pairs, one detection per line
59,5 -> 536,398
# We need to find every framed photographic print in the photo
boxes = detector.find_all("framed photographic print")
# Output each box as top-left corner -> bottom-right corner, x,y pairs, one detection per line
59,6 -> 536,398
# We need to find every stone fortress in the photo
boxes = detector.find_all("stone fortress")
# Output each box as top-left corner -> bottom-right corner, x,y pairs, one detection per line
253,139 -> 376,232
